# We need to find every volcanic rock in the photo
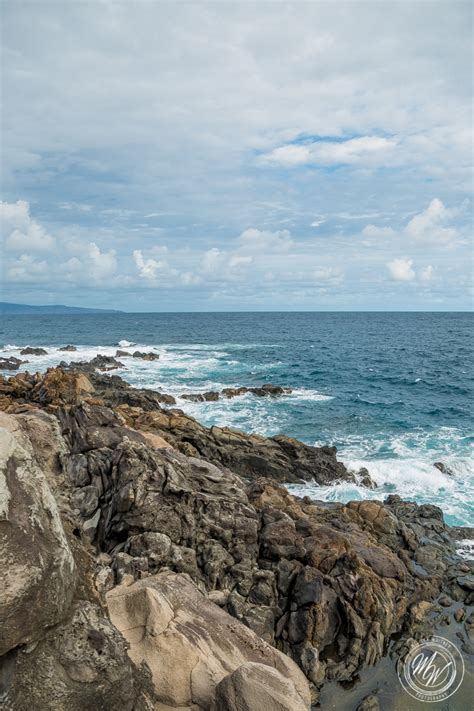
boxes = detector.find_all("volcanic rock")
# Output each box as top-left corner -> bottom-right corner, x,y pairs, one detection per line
0,357 -> 25,371
107,572 -> 310,710
20,347 -> 47,356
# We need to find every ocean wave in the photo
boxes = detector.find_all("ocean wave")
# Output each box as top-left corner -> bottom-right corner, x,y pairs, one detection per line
288,454 -> 473,527
456,539 -> 474,561
117,339 -> 137,347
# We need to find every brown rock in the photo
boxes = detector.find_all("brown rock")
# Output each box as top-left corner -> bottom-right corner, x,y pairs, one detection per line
107,572 -> 310,710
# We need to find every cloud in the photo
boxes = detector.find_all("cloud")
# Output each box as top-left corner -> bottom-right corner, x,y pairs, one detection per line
387,258 -> 416,281
361,224 -> 396,238
1,200 -> 55,251
87,243 -> 117,280
228,255 -> 253,269
133,249 -> 166,281
313,267 -> 344,286
1,2 -> 472,309
405,198 -> 457,243
262,136 -> 397,168
386,258 -> 434,283
419,265 -> 434,282
201,248 -> 224,274
238,228 -> 293,252
7,254 -> 48,282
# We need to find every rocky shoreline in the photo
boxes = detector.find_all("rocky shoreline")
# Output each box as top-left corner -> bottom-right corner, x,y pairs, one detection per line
0,364 -> 473,710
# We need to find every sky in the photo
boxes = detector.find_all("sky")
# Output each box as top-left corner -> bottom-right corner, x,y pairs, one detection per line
1,0 -> 472,311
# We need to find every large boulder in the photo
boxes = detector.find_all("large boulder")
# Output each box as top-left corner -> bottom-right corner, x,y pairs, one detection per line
3,600 -> 153,711
212,661 -> 309,711
107,571 -> 311,710
0,412 -> 76,655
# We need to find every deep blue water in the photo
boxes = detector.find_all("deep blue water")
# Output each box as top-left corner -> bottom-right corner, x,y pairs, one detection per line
1,312 -> 472,528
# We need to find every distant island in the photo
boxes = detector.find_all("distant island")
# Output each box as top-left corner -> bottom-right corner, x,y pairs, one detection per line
0,302 -> 123,315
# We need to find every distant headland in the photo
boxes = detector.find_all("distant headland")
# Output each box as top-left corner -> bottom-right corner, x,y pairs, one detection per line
0,302 -> 123,315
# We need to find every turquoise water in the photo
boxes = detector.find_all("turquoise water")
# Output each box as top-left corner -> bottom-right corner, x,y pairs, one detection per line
1,312 -> 472,527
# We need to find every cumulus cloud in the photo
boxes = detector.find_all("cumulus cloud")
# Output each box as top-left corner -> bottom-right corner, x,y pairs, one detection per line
387,258 -> 416,281
87,243 -> 117,280
262,136 -> 397,168
1,1 -> 472,309
387,258 -> 434,283
405,198 -> 457,243
133,249 -> 167,281
361,198 -> 463,248
1,200 -> 55,251
7,254 -> 48,281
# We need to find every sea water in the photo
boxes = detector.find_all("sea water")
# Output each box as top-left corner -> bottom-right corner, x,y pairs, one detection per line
1,312 -> 472,531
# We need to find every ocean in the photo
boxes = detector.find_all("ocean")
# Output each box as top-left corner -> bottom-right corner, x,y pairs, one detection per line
1,311 -> 472,532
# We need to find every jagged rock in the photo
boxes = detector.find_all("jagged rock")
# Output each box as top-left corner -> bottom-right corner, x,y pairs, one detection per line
182,384 -> 292,402
3,600 -> 153,711
20,347 -> 47,356
182,390 -> 220,402
357,694 -> 380,711
38,369 -> 95,406
59,345 -> 77,352
0,412 -> 75,656
0,368 -> 368,484
434,461 -> 455,476
107,572 -> 310,710
131,351 -> 159,361
211,661 -> 310,711
0,357 -> 25,371
0,368 -> 470,705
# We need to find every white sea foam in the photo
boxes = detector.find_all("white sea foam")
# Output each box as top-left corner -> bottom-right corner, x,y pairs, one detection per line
288,454 -> 473,527
456,540 -> 474,561
117,340 -> 136,347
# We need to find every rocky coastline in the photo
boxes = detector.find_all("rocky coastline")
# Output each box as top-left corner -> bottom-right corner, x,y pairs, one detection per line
0,363 -> 472,710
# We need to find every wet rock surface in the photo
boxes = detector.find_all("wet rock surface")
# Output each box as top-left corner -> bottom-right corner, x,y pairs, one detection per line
20,347 -> 48,356
182,383 -> 292,401
0,366 -> 472,710
0,357 -> 26,371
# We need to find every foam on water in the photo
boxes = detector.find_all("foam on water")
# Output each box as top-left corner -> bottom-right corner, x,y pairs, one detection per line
1,319 -> 472,531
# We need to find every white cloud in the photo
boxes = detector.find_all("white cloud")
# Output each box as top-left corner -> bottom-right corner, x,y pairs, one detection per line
133,249 -> 166,281
262,136 -> 397,168
314,267 -> 344,286
238,228 -> 293,252
386,259 -> 434,284
87,243 -> 117,280
201,248 -> 224,274
7,254 -> 48,281
419,265 -> 434,282
229,255 -> 253,269
405,198 -> 457,243
387,258 -> 416,281
1,200 -> 55,251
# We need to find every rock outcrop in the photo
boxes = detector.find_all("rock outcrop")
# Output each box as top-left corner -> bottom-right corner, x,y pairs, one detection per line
20,347 -> 48,356
0,357 -> 25,371
212,662 -> 309,711
115,350 -> 160,361
0,367 -> 367,485
182,384 -> 292,401
0,412 -> 75,655
107,572 -> 310,710
0,367 -> 472,710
